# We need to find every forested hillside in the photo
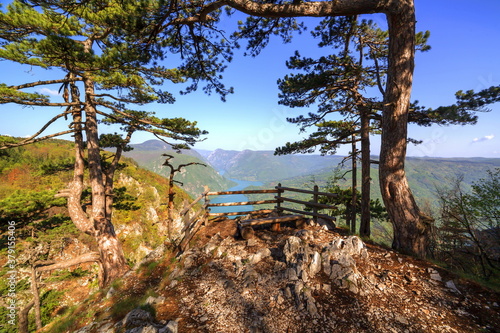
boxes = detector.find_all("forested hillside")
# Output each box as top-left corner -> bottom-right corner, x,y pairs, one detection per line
124,140 -> 235,197
266,156 -> 500,209
206,148 -> 345,181
0,138 -> 198,332
202,147 -> 500,208
0,138 -> 195,252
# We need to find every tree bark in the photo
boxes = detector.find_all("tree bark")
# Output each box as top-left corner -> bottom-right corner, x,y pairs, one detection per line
104,130 -> 133,222
30,267 -> 42,330
360,109 -> 371,237
35,252 -> 100,272
83,76 -> 128,286
351,134 -> 357,234
379,2 -> 431,257
18,301 -> 34,333
58,70 -> 128,287
55,82 -> 91,233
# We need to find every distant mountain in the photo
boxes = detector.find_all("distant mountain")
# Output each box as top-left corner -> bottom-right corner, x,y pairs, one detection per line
206,149 -> 345,181
125,141 -> 235,197
251,155 -> 500,212
195,148 -> 214,161
130,140 -> 205,159
127,142 -> 500,210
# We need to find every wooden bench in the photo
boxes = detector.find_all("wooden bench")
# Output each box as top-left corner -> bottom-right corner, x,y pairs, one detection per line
238,214 -> 306,239
239,214 -> 305,227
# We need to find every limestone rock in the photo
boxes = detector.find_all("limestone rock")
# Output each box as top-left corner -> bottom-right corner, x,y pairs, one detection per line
164,320 -> 178,333
122,308 -> 153,329
126,324 -> 158,333
446,280 -> 460,293
283,236 -> 302,264
249,248 -> 271,264
308,251 -> 322,277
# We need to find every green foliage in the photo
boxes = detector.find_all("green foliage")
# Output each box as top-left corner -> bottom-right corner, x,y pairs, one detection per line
0,190 -> 66,225
110,294 -> 145,320
25,289 -> 67,332
38,157 -> 75,175
112,186 -> 140,211
232,15 -> 305,57
435,169 -> 500,281
40,289 -> 66,326
43,314 -> 77,333
275,16 -> 432,156
312,170 -> 389,225
0,274 -> 29,295
46,267 -> 90,282
0,306 -> 17,333
0,136 -> 22,159
409,85 -> 500,128
99,133 -> 133,152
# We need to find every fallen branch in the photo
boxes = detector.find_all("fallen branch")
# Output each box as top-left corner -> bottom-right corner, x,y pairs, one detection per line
35,252 -> 100,272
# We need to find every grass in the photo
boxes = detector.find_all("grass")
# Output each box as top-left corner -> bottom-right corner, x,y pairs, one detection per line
46,267 -> 90,282
426,258 -> 500,293
44,314 -> 77,333
453,268 -> 500,293
110,288 -> 158,321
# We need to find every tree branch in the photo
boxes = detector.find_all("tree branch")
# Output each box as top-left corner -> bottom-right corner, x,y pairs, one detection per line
1,110 -> 72,149
9,78 -> 83,90
0,130 -> 76,149
181,0 -> 385,23
0,99 -> 80,107
35,252 -> 100,272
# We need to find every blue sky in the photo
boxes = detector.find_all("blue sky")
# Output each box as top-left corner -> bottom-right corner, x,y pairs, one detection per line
1,0 -> 499,157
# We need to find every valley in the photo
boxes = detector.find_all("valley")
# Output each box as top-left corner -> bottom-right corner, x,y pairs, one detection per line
129,140 -> 500,214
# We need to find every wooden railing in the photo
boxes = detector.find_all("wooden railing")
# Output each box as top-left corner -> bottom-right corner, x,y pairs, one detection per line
206,189 -> 279,217
178,183 -> 338,252
178,186 -> 210,252
206,183 -> 338,222
275,184 -> 338,222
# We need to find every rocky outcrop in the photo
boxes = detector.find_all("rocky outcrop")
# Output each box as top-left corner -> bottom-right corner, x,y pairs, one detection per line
67,220 -> 500,333
75,308 -> 178,333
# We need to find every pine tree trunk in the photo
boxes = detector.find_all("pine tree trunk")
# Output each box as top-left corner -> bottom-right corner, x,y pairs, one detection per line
351,135 -> 357,234
379,2 -> 431,257
59,74 -> 128,287
360,109 -> 371,237
84,78 -> 128,286
18,301 -> 34,333
30,267 -> 42,330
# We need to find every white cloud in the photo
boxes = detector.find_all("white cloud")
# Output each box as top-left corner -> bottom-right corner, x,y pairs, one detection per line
472,134 -> 494,143
37,87 -> 60,96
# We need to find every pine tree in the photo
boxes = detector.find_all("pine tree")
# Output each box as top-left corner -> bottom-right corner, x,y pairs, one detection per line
0,0 -> 224,286
274,17 -> 430,238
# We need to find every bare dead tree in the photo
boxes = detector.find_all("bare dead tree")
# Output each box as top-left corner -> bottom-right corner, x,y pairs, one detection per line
162,154 -> 207,239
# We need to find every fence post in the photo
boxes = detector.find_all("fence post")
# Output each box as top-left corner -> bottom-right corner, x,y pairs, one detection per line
276,183 -> 283,216
313,185 -> 319,224
203,189 -> 210,225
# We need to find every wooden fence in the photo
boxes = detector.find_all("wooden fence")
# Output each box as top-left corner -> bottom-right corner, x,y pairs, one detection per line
206,183 -> 338,222
177,183 -> 338,251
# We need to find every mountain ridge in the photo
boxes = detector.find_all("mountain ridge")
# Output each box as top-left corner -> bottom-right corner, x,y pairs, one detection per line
124,141 -> 236,197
